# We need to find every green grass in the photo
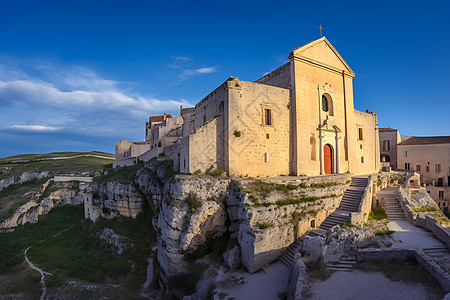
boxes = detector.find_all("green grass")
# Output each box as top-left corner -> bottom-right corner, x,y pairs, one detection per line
374,230 -> 395,236
413,206 -> 439,212
368,207 -> 388,220
0,205 -> 156,292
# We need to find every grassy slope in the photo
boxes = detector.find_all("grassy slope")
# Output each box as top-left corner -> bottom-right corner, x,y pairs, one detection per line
0,205 -> 156,297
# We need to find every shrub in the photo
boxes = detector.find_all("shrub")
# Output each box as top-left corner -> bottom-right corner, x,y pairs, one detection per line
193,169 -> 201,175
341,222 -> 357,229
374,230 -> 395,236
413,206 -> 439,212
368,207 -> 387,220
186,192 -> 202,212
255,222 -> 273,229
233,130 -> 241,137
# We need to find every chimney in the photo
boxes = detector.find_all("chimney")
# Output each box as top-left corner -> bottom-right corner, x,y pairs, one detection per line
164,113 -> 166,120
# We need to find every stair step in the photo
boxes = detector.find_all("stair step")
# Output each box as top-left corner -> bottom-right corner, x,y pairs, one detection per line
326,266 -> 353,271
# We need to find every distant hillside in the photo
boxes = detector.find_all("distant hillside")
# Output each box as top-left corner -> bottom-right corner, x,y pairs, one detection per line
0,151 -> 114,180
0,151 -> 114,226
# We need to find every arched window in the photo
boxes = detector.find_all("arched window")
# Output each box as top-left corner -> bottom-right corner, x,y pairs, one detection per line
322,95 -> 328,112
321,93 -> 334,116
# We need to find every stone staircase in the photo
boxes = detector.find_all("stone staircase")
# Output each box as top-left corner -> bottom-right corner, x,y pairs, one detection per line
279,238 -> 302,267
423,246 -> 450,259
378,187 -> 405,220
309,176 -> 368,236
326,255 -> 357,271
279,176 -> 369,267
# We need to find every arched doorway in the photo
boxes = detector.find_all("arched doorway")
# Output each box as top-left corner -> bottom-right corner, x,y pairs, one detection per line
324,144 -> 333,174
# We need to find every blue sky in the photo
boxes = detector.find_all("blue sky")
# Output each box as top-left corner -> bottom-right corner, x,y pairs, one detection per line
0,0 -> 449,157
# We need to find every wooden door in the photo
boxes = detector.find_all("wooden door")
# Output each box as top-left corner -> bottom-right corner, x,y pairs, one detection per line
324,144 -> 333,175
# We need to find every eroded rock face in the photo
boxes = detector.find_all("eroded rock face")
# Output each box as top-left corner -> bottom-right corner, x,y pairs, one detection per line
94,181 -> 144,219
0,176 -> 15,192
0,179 -> 91,229
155,176 -> 230,277
18,171 -> 49,184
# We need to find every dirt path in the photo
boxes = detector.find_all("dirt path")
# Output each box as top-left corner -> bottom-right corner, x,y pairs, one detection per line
24,246 -> 52,300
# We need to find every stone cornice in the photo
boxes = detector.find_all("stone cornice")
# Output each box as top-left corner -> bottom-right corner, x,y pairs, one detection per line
289,54 -> 355,78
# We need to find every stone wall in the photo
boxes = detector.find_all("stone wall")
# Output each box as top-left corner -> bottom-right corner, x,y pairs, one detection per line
227,79 -> 290,177
398,172 -> 450,249
357,248 -> 450,293
255,62 -> 291,89
181,116 -> 224,174
237,173 -> 351,272
379,129 -> 401,168
352,110 -> 381,175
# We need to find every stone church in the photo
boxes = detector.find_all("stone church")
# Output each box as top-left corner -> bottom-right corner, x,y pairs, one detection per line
115,37 -> 381,177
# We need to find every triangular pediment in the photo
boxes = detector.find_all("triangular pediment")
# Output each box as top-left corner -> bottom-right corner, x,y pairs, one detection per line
291,37 -> 355,76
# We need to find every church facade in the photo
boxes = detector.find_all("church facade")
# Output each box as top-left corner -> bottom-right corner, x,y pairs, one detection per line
116,37 -> 381,177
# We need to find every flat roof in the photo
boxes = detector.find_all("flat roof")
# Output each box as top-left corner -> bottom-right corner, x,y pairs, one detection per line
398,136 -> 450,145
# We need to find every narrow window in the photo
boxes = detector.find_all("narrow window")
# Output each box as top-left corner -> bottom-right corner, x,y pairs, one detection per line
439,191 -> 444,198
444,202 -> 446,207
439,202 -> 441,207
426,166 -> 430,172
405,151 -> 407,157
264,153 -> 269,162
416,165 -> 421,171
266,134 -> 270,139
265,109 -> 272,125
405,163 -> 410,170
203,115 -> 206,124
358,128 -> 363,140
322,95 -> 328,112
383,140 -> 390,151
436,164 -> 441,172
361,156 -> 364,163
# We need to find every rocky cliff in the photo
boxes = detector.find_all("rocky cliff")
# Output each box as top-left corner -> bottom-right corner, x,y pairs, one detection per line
0,178 -> 91,230
85,160 -> 357,297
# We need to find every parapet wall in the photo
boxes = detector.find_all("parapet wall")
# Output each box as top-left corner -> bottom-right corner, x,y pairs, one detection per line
398,172 -> 450,250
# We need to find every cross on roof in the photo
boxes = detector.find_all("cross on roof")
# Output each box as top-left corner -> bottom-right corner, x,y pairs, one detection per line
318,25 -> 323,37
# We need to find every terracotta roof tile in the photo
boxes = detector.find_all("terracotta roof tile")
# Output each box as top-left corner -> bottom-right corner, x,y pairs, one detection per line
150,114 -> 173,123
398,136 -> 450,145
379,128 -> 398,132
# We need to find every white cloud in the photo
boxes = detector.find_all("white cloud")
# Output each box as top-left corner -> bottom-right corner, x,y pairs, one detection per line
8,125 -> 61,132
179,66 -> 218,81
0,57 -> 193,137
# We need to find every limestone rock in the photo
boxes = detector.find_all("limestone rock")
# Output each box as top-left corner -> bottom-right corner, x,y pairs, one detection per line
98,228 -> 132,255
287,259 -> 307,300
223,244 -> 241,269
0,176 -> 15,192
180,201 -> 227,251
18,171 -> 49,184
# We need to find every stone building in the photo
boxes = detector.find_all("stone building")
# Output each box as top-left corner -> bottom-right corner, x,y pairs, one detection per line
115,37 -> 381,176
397,136 -> 450,210
114,114 -> 183,167
379,127 -> 401,169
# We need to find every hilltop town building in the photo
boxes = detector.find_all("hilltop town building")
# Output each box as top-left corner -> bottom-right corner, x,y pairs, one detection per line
379,127 -> 402,169
115,37 -> 381,176
397,136 -> 450,210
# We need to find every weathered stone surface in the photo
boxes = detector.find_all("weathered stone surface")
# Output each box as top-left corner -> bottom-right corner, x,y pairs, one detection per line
95,181 -> 144,218
287,259 -> 306,300
18,171 -> 49,184
180,201 -> 226,251
223,244 -> 241,269
99,228 -> 132,255
0,176 -> 15,192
